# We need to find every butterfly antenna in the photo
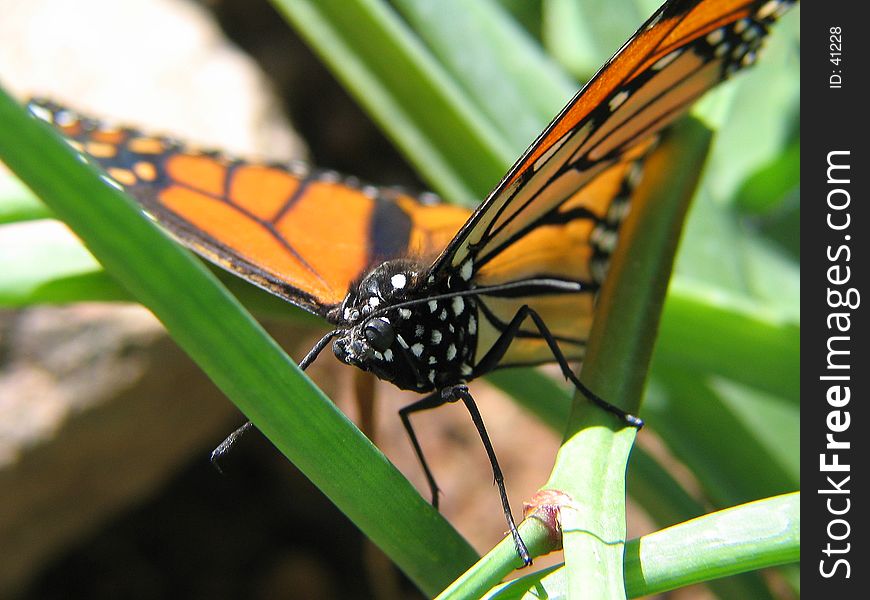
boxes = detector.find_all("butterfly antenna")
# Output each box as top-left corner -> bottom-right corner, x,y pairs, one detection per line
211,328 -> 343,472
299,329 -> 343,370
366,278 -> 585,321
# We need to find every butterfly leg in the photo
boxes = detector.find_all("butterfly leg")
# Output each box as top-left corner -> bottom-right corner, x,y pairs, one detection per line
475,305 -> 643,428
398,391 -> 450,509
210,420 -> 254,473
447,384 -> 532,566
211,329 -> 342,471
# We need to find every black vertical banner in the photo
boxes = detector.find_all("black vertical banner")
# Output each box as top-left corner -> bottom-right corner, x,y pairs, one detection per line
803,1 -> 867,595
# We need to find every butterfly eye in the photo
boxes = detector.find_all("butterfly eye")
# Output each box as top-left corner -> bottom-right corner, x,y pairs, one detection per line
363,318 -> 394,353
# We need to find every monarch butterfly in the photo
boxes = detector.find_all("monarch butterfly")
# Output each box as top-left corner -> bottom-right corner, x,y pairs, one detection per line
28,0 -> 795,565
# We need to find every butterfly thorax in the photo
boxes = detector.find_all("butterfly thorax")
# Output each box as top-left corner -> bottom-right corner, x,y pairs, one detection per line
331,259 -> 478,392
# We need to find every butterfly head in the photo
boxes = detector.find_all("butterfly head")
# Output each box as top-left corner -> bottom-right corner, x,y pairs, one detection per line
330,259 -> 477,391
331,260 -> 426,388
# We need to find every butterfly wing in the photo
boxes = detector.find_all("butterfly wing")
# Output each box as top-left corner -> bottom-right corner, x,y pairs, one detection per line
28,0 -> 793,340
472,151 -> 651,367
425,0 -> 795,368
28,100 -> 471,318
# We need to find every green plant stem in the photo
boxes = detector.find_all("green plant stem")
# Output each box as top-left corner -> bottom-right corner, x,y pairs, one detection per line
549,118 -> 713,598
623,492 -> 800,597
435,518 -> 556,600
482,492 -> 800,599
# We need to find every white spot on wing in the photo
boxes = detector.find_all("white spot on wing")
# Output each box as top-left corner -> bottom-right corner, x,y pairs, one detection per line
318,170 -> 341,183
431,330 -> 442,344
383,349 -> 394,362
288,161 -> 310,177
652,50 -> 681,71
428,300 -> 438,313
609,90 -> 629,111
608,199 -> 630,222
460,259 -> 474,281
756,0 -> 781,19
468,315 -> 477,335
398,308 -> 411,319
742,26 -> 760,41
533,131 -> 572,171
446,344 -> 457,361
452,296 -> 464,316
55,110 -> 77,127
391,273 -> 407,289
411,343 -> 424,357
627,162 -> 643,188
706,28 -> 724,45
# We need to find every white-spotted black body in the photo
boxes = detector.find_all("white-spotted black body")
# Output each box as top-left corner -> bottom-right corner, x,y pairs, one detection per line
331,259 -> 478,391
